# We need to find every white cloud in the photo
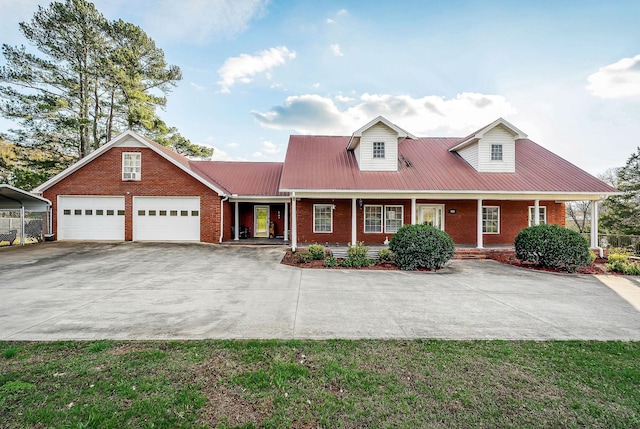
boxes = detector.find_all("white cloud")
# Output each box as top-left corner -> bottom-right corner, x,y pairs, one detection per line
142,0 -> 268,44
337,9 -> 348,16
330,44 -> 344,57
252,92 -> 517,135
226,142 -> 239,148
587,54 -> 640,99
252,151 -> 265,158
312,82 -> 321,88
217,46 -> 296,93
189,82 -> 206,91
262,140 -> 280,154
326,18 -> 336,24
335,94 -> 355,103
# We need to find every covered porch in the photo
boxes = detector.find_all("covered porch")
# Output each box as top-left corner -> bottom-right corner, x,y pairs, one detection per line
289,192 -> 606,254
228,197 -> 290,242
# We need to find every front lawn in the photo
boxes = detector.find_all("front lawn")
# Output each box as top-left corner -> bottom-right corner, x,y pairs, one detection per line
1,340 -> 639,428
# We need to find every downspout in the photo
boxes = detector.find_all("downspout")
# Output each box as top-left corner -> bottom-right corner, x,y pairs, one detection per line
219,195 -> 229,243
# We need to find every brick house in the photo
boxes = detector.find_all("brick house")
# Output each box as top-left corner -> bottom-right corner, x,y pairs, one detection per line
34,117 -> 617,250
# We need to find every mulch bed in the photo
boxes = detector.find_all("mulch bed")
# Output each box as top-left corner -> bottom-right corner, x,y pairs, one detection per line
282,249 -> 613,274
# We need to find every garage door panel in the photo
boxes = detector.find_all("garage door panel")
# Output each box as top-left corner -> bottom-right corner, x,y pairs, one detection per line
58,196 -> 125,240
133,197 -> 200,241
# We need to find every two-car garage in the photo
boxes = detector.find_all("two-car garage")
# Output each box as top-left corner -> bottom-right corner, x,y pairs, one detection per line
57,196 -> 200,241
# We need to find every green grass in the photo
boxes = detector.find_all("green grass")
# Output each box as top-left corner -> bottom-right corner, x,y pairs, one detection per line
1,340 -> 639,428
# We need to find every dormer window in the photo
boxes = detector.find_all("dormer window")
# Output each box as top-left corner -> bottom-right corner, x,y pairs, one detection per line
491,144 -> 503,161
373,142 -> 385,158
123,152 -> 141,180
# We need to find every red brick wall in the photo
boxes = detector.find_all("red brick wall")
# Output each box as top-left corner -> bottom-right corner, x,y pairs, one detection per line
43,146 -> 221,242
294,198 -> 565,246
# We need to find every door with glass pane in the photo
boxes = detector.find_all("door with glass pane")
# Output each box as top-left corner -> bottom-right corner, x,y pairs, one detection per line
418,205 -> 444,230
254,206 -> 269,237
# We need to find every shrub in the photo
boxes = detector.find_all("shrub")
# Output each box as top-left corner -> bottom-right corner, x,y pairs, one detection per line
307,244 -> 326,260
295,251 -> 311,264
378,248 -> 393,261
3,346 -> 18,359
323,256 -> 338,267
514,224 -> 592,273
389,224 -> 454,271
606,252 -> 640,275
341,242 -> 374,268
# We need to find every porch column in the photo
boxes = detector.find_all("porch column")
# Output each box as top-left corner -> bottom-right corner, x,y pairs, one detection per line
477,199 -> 483,249
534,199 -> 540,225
284,202 -> 289,242
291,194 -> 297,251
590,199 -> 599,250
351,198 -> 357,244
411,198 -> 417,224
234,201 -> 239,241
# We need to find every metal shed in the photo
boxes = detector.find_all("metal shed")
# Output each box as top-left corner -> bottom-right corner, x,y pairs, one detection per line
0,184 -> 52,246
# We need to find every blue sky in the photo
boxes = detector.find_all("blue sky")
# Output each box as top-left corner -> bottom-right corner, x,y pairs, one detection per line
2,0 -> 640,175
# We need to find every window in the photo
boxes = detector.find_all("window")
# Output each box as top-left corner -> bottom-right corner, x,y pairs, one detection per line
74,209 -> 82,215
364,205 -> 383,233
149,210 -> 156,216
313,204 -> 333,233
373,141 -> 385,158
482,206 -> 500,234
117,210 -> 125,216
385,206 -> 403,233
181,210 -> 188,216
491,144 -> 503,161
159,210 -> 167,216
170,210 -> 177,216
96,210 -> 104,215
106,210 -> 114,216
85,209 -> 92,215
191,210 -> 199,216
122,152 -> 141,180
63,209 -> 71,215
528,206 -> 547,226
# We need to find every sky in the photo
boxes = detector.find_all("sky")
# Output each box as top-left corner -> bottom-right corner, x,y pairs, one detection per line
1,0 -> 640,176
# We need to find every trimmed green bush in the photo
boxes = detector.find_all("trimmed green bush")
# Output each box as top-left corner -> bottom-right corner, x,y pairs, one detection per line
323,256 -> 338,267
341,242 -> 374,268
514,224 -> 592,273
606,253 -> 640,275
389,224 -> 454,271
307,244 -> 326,260
378,248 -> 393,261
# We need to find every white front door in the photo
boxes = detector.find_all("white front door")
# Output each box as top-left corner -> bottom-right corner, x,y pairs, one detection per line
58,196 -> 125,240
254,206 -> 269,238
133,197 -> 200,241
417,204 -> 444,230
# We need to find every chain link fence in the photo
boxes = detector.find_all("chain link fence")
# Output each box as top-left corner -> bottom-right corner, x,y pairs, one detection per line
0,210 -> 51,247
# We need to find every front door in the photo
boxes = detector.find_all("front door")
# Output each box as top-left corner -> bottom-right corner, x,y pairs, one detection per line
418,205 -> 444,230
254,206 -> 269,238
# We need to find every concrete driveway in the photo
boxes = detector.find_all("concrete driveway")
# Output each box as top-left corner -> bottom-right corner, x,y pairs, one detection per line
1,242 -> 639,341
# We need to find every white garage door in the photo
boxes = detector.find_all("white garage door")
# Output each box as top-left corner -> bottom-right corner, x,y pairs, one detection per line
133,197 -> 200,241
58,196 -> 125,240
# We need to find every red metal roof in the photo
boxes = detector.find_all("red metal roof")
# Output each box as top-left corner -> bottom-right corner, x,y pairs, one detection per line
190,161 -> 286,196
279,135 -> 618,194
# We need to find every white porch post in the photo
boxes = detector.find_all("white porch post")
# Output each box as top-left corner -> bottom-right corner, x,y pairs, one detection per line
291,193 -> 297,251
284,202 -> 289,242
234,201 -> 239,240
411,198 -> 417,224
351,198 -> 357,244
477,199 -> 484,249
591,200 -> 600,252
534,199 -> 540,226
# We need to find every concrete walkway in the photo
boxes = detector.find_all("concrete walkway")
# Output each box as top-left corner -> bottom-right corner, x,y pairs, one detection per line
1,242 -> 639,341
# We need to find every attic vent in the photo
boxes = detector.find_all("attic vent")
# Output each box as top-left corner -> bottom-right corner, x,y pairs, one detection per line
398,155 -> 413,168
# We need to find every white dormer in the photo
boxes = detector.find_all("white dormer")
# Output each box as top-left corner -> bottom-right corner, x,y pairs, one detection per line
347,116 -> 416,171
449,118 -> 527,173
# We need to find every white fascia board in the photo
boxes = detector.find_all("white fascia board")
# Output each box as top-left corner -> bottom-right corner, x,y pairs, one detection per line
346,115 -> 417,150
280,188 -> 619,200
449,117 -> 528,152
34,130 -> 226,196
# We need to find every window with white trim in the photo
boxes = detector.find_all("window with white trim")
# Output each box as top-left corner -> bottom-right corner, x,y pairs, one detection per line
122,152 -> 141,180
313,204 -> 333,233
490,144 -> 503,161
364,205 -> 383,233
385,205 -> 403,233
372,142 -> 385,158
482,206 -> 500,234
528,206 -> 547,226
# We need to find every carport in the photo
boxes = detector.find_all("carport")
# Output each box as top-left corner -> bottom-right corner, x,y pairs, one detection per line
0,184 -> 51,246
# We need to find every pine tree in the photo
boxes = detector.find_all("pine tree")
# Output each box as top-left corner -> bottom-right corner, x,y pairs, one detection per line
601,147 -> 640,235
